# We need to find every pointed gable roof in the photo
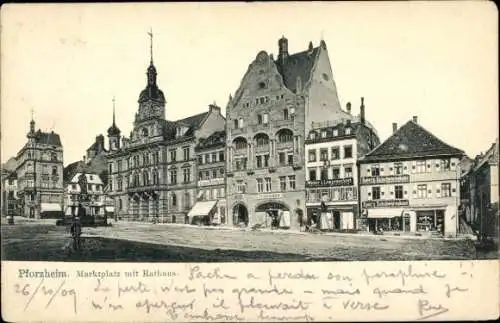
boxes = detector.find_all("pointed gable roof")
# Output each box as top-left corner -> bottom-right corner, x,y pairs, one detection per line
275,47 -> 320,93
361,120 -> 464,162
162,111 -> 209,140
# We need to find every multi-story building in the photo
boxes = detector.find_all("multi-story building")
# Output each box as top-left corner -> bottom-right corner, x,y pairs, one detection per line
358,117 -> 464,237
189,130 -> 227,225
106,34 -> 225,223
462,139 -> 499,243
1,170 -> 19,216
65,172 -> 106,217
14,116 -> 64,218
226,36 -> 369,229
304,99 -> 380,230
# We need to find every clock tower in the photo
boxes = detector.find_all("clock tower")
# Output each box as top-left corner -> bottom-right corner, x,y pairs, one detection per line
132,30 -> 166,142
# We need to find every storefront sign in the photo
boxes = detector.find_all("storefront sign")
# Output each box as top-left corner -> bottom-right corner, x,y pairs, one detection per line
362,199 -> 409,208
198,178 -> 225,187
257,193 -> 283,200
361,174 -> 409,185
306,177 -> 353,188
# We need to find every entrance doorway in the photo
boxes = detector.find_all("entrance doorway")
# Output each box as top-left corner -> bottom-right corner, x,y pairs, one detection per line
233,204 -> 249,227
256,202 -> 290,229
333,211 -> 341,230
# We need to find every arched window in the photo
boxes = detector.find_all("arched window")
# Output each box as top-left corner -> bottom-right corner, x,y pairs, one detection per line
141,127 -> 149,137
254,133 -> 269,147
277,129 -> 294,143
143,170 -> 149,186
52,166 -> 58,176
233,137 -> 248,150
51,152 -> 57,161
234,119 -> 238,129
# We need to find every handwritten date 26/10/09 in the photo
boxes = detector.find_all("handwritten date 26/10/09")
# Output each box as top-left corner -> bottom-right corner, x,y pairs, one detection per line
14,279 -> 78,314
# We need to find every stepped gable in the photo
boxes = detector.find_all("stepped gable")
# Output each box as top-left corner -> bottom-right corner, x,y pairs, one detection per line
362,120 -> 464,162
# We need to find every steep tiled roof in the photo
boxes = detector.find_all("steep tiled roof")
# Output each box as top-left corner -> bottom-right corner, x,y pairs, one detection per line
196,130 -> 226,150
361,120 -> 464,162
63,160 -> 85,183
275,47 -> 320,93
162,112 -> 209,140
34,130 -> 62,146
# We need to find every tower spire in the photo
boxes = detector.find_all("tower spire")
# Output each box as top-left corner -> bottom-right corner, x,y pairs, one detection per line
148,28 -> 154,65
112,96 -> 116,125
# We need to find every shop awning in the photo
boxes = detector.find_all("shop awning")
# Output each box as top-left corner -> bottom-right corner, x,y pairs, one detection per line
41,203 -> 62,212
105,206 -> 115,212
187,200 -> 217,218
367,208 -> 403,219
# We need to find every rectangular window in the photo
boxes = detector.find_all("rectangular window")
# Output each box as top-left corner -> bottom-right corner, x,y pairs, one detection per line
394,162 -> 403,175
265,177 -> 272,192
320,148 -> 328,161
220,187 -> 226,198
117,160 -> 122,172
235,157 -> 247,170
257,178 -> 264,193
441,183 -> 451,197
198,155 -> 203,164
170,150 -> 176,162
263,113 -> 269,124
441,159 -> 451,171
395,185 -> 404,199
183,147 -> 190,161
344,145 -> 353,159
344,166 -> 353,178
108,163 -> 113,174
264,155 -> 270,167
308,149 -> 317,162
220,168 -> 225,177
332,167 -> 340,179
219,151 -> 225,162
205,171 -> 210,179
198,171 -> 203,180
288,153 -> 294,165
279,152 -> 286,165
212,169 -> 217,179
283,109 -> 289,120
331,147 -> 340,160
371,165 -> 380,176
417,184 -> 427,198
170,170 -> 177,185
416,160 -> 426,173
205,154 -> 210,164
279,176 -> 287,191
236,181 -> 246,193
288,176 -> 296,190
372,187 -> 381,200
258,115 -> 263,125
256,155 -> 263,168
320,168 -> 328,181
309,168 -> 317,181
212,152 -> 217,163
183,168 -> 191,183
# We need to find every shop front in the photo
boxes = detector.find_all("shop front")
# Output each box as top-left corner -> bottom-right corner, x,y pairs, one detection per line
306,204 -> 356,231
255,202 -> 291,229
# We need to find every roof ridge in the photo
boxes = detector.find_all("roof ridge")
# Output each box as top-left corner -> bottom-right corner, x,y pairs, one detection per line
364,120 -> 410,157
410,120 -> 464,153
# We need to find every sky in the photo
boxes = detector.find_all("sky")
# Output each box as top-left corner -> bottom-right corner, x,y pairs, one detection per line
1,2 -> 498,166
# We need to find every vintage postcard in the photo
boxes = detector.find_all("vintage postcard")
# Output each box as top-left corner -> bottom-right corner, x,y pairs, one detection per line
1,2 -> 498,322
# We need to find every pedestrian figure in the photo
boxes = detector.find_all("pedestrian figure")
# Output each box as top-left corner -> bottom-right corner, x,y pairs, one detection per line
70,216 -> 82,251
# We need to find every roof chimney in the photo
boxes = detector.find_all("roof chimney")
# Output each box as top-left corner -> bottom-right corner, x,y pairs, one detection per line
413,116 -> 418,124
209,102 -> 221,114
308,41 -> 313,51
278,36 -> 289,63
346,102 -> 351,114
360,97 -> 365,124
392,122 -> 397,133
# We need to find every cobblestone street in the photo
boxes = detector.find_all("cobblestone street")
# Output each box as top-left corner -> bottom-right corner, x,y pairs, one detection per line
2,217 -> 487,262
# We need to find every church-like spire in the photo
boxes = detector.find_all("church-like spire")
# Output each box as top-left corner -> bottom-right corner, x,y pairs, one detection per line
28,107 -> 36,137
138,29 -> 165,104
107,96 -> 121,137
148,28 -> 154,65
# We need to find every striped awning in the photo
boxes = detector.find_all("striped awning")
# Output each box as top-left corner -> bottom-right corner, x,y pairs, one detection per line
367,208 -> 404,219
187,200 -> 217,218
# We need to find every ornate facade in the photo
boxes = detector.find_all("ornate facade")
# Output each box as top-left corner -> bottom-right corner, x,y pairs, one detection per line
14,116 -> 64,218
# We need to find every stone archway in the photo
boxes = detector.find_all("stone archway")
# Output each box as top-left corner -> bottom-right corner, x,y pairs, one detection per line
233,203 -> 249,227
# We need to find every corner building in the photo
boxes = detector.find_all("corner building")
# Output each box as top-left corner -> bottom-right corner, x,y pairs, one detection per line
358,117 -> 464,237
226,36 -> 348,229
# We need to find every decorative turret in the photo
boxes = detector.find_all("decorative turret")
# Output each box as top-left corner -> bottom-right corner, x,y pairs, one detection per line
138,29 -> 165,104
27,108 -> 36,139
107,97 -> 121,151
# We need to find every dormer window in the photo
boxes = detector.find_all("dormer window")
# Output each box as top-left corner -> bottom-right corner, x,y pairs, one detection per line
258,81 -> 266,89
141,128 -> 149,137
